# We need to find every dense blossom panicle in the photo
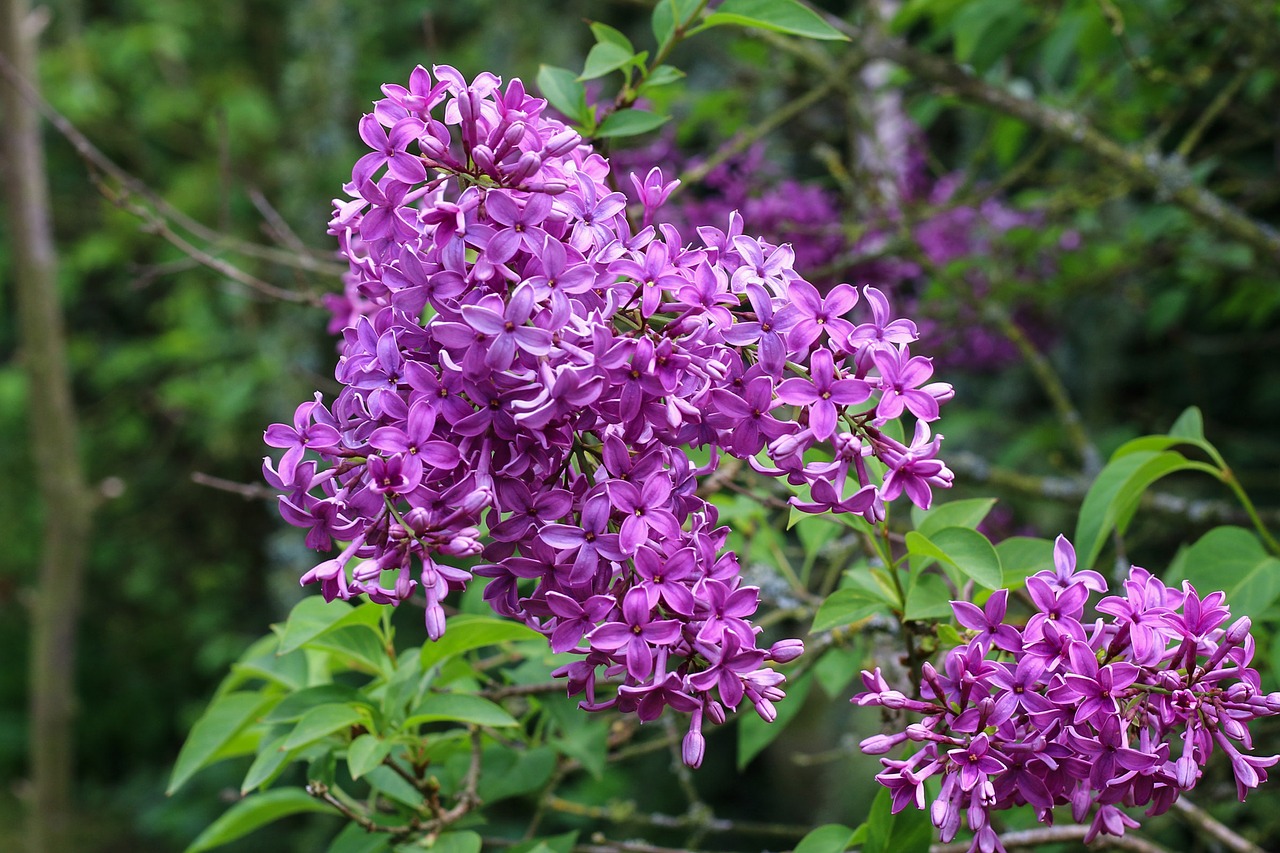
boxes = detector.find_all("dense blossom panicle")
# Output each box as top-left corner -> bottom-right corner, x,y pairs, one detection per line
856,534 -> 1280,849
266,65 -> 954,760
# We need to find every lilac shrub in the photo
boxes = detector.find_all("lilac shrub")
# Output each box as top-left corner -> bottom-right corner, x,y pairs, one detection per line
856,535 -> 1280,851
263,65 -> 954,763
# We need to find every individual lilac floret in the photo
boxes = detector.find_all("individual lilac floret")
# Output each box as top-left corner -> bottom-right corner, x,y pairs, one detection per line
855,535 -> 1280,851
266,64 -> 957,761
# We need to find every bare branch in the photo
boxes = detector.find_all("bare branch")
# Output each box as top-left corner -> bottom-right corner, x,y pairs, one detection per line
1172,797 -> 1268,853
189,472 -> 277,502
0,51 -> 346,287
801,9 -> 1280,265
930,824 -> 1171,853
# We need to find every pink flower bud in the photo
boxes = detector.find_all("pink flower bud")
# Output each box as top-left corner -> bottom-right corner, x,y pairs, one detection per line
1176,754 -> 1199,789
682,729 -> 705,769
1226,616 -> 1253,646
767,639 -> 804,663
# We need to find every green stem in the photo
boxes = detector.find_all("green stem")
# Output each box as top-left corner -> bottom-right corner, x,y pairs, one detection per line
1220,467 -> 1280,556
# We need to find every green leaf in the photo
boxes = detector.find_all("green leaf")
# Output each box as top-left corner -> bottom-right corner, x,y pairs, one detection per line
536,65 -> 588,125
794,823 -> 855,853
652,0 -> 703,48
307,626 -> 392,674
405,692 -> 519,728
578,41 -> 635,81
903,571 -> 953,621
427,832 -> 482,853
812,588 -> 889,632
995,536 -> 1055,584
906,527 -> 1002,590
1177,527 -> 1280,620
477,745 -> 557,802
276,597 -> 382,656
1073,450 -> 1218,568
992,115 -> 1029,168
863,785 -> 931,853
704,0 -> 849,40
545,698 -> 610,779
282,703 -> 366,752
911,497 -> 997,538
382,646 -> 426,725
420,614 -> 542,673
327,823 -> 394,853
226,634 -> 307,692
169,691 -> 274,795
347,733 -> 392,780
240,733 -> 295,794
263,684 -> 368,724
638,64 -> 686,92
952,0 -> 1033,72
184,789 -> 334,853
813,643 -> 863,698
589,21 -> 634,52
737,674 -> 811,769
596,108 -> 670,138
1168,405 -> 1205,441
363,764 -> 425,808
504,832 -> 578,853
936,623 -> 965,648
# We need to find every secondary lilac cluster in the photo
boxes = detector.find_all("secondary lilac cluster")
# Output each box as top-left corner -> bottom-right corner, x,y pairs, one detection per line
612,135 -> 1061,371
264,65 -> 954,760
855,535 -> 1280,851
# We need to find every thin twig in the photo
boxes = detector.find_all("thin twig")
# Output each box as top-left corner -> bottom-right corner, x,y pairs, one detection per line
985,305 -> 1102,476
946,450 -> 1280,528
1175,67 -> 1251,160
673,49 -> 866,194
544,796 -> 810,839
189,472 -> 277,501
931,824 -> 1171,853
1172,796 -> 1268,853
0,51 -> 345,282
800,8 -> 1280,264
479,681 -> 572,701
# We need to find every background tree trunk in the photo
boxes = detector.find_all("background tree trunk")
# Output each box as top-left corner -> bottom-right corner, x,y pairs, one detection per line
0,2 -> 94,851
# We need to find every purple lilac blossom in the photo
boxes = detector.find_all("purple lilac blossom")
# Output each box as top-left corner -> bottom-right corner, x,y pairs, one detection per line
267,65 -> 955,762
855,534 -> 1280,851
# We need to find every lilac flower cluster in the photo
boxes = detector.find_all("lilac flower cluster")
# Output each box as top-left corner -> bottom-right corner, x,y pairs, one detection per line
264,65 -> 954,760
856,535 -> 1280,851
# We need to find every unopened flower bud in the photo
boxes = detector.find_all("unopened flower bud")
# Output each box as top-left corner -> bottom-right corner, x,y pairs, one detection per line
425,601 -> 447,641
403,506 -> 434,534
1226,616 -> 1253,646
767,639 -> 805,663
1221,715 -> 1248,741
544,128 -> 581,157
472,145 -> 496,175
859,732 -> 907,754
506,151 -> 542,185
905,723 -> 932,741
419,135 -> 449,160
678,728 -> 705,770
879,690 -> 908,709
502,121 -> 526,149
1227,682 -> 1254,702
1176,754 -> 1200,789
